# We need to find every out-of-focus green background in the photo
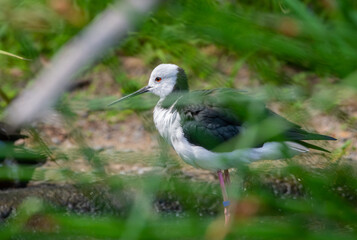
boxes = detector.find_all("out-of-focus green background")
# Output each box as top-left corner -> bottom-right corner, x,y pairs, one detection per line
0,0 -> 357,239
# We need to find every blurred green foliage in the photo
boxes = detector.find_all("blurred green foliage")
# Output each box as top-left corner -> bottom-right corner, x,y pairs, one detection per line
0,0 -> 357,239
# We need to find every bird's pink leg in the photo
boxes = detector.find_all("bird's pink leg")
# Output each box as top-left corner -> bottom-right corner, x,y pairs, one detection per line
218,170 -> 230,225
224,169 -> 230,185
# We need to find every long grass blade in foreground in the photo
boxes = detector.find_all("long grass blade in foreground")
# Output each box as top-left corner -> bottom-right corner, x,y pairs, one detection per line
0,50 -> 30,61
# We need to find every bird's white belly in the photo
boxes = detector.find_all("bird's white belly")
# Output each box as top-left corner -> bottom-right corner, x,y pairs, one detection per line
153,105 -> 308,171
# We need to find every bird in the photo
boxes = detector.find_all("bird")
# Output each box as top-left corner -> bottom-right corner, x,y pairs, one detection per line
109,63 -> 336,224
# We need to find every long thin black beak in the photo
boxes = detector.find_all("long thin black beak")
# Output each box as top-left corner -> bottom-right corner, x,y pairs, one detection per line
108,86 -> 151,106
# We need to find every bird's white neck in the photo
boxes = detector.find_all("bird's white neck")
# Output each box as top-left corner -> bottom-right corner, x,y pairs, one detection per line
153,98 -> 181,145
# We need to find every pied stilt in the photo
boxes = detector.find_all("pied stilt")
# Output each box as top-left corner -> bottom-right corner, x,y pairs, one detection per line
109,64 -> 336,224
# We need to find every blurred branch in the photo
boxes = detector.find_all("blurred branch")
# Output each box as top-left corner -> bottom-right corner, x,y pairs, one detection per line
4,0 -> 161,128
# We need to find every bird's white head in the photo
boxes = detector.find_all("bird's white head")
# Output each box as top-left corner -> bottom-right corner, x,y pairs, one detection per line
147,64 -> 188,98
108,63 -> 188,106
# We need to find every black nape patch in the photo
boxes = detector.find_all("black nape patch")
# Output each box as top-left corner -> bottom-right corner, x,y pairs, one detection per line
173,67 -> 189,92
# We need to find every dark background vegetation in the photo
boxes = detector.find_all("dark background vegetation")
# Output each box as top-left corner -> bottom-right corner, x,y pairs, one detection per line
0,0 -> 357,239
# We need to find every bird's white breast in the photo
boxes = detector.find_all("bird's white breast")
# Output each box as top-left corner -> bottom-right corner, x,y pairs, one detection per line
153,100 -> 198,167
153,103 -> 179,143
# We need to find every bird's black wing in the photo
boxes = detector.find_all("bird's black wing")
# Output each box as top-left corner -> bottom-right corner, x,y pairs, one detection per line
161,88 -> 335,152
180,103 -> 244,151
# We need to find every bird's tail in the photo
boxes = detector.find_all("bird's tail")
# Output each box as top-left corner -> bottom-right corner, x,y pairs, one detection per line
294,140 -> 331,153
302,132 -> 336,141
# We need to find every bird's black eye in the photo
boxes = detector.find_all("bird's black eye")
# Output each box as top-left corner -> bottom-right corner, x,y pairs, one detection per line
155,77 -> 162,82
